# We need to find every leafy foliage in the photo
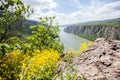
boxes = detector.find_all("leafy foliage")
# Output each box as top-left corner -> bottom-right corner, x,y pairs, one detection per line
0,0 -> 33,43
58,64 -> 78,80
63,49 -> 75,63
27,17 -> 64,53
79,33 -> 97,41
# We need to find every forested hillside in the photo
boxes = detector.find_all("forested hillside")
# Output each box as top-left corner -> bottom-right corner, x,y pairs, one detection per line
22,20 -> 40,35
76,18 -> 120,25
64,18 -> 120,41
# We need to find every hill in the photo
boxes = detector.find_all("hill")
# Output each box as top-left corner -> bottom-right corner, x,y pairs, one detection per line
22,20 -> 40,35
76,17 -> 120,25
64,18 -> 120,41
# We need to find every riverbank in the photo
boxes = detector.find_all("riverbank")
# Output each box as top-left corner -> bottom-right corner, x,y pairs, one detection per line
64,23 -> 120,41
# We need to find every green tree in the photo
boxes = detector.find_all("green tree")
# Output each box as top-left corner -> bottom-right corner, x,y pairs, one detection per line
27,17 -> 64,53
0,0 -> 32,43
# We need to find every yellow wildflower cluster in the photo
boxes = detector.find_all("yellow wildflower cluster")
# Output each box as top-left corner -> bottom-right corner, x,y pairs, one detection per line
78,41 -> 93,54
0,49 -> 27,79
0,49 -> 60,80
62,42 -> 93,63
21,49 -> 60,80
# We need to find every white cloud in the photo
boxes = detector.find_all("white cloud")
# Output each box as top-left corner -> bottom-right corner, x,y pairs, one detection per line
22,0 -> 120,25
67,0 -> 120,24
22,0 -> 58,21
99,1 -> 120,13
22,0 -> 57,10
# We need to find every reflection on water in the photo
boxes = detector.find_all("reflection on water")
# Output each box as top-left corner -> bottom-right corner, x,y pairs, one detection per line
59,27 -> 89,51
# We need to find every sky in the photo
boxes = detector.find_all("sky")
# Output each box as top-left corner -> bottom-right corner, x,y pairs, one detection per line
22,0 -> 120,25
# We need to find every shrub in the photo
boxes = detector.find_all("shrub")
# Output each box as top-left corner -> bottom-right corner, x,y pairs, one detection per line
20,49 -> 60,80
77,42 -> 93,54
0,49 -> 27,79
63,49 -> 75,63
27,17 -> 64,53
0,49 -> 60,80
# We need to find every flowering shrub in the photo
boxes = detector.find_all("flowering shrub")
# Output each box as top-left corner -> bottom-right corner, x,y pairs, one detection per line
0,49 -> 60,80
20,49 -> 60,80
0,49 -> 27,79
78,41 -> 93,53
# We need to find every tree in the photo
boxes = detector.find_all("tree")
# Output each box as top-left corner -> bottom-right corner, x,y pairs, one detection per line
27,17 -> 64,53
0,0 -> 32,43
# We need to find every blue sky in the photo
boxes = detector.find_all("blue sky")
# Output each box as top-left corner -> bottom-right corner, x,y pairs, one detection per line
22,0 -> 120,25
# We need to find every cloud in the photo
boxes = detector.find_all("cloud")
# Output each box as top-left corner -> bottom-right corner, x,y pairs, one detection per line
67,0 -> 120,23
22,0 -> 58,21
99,0 -> 120,13
22,0 -> 120,25
23,0 -> 57,10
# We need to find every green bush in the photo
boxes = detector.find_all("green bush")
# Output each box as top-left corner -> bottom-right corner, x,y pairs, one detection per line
27,17 -> 64,53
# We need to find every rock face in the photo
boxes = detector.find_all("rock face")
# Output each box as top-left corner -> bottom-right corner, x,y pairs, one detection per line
64,25 -> 120,40
74,38 -> 120,80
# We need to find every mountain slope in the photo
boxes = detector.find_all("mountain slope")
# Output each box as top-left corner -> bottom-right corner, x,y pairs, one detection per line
64,18 -> 120,41
76,18 -> 120,25
22,20 -> 40,35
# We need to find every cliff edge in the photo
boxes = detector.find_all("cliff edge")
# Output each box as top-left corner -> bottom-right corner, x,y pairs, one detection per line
64,25 -> 120,41
74,38 -> 120,80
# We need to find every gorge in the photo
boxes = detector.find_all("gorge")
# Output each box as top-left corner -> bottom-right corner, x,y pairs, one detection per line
64,18 -> 120,41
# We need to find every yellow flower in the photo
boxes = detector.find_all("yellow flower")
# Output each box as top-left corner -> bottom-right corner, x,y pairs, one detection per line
78,41 -> 93,53
1,48 -> 60,80
19,49 -> 60,80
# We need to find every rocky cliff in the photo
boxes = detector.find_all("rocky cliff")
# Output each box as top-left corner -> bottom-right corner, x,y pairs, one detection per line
74,38 -> 120,80
64,24 -> 120,41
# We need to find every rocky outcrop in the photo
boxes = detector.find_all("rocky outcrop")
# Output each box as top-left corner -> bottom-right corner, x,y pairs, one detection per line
74,38 -> 120,80
64,25 -> 120,40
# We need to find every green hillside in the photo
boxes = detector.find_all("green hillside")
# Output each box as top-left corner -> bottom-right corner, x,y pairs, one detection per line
64,17 -> 120,41
77,17 -> 120,25
22,20 -> 40,35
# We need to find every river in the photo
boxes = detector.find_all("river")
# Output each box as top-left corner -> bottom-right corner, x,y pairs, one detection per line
59,27 -> 89,52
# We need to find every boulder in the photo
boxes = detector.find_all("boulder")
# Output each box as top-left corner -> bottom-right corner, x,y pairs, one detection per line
74,38 -> 120,80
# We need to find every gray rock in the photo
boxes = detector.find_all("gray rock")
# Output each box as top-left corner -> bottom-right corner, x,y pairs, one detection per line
74,38 -> 120,80
64,25 -> 120,40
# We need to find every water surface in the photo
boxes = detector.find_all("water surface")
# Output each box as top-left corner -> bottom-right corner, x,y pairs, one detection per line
59,27 -> 89,51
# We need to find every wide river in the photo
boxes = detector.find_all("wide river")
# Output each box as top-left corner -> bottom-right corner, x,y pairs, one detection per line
59,27 -> 89,51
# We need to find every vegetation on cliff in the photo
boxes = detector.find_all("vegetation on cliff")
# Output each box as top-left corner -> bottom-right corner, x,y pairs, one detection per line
64,19 -> 120,41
